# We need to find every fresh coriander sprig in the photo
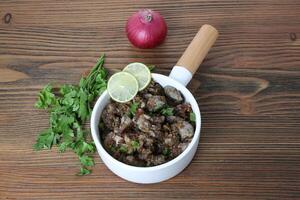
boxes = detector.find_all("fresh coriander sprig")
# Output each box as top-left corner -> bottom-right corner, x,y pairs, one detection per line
189,112 -> 196,123
129,102 -> 139,117
34,55 -> 107,175
147,64 -> 155,72
161,106 -> 174,116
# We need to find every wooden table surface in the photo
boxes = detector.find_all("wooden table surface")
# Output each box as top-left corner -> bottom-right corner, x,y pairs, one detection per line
1,0 -> 300,199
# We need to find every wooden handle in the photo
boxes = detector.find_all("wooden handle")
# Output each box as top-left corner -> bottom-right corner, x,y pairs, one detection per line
176,24 -> 218,74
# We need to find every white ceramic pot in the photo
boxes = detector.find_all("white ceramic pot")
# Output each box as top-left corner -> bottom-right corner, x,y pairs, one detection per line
90,24 -> 218,184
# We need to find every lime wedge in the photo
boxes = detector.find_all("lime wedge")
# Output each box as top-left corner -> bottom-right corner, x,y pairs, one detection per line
107,72 -> 139,103
123,62 -> 151,91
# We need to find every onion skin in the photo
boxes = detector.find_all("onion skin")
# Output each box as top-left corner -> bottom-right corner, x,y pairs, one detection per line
126,9 -> 167,49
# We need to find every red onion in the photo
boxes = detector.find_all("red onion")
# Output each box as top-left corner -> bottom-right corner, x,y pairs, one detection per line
126,9 -> 167,49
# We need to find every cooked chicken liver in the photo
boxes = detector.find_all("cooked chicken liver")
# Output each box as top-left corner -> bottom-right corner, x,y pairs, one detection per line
99,80 -> 195,167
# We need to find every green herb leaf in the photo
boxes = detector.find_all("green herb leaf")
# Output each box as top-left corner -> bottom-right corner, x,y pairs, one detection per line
161,107 -> 174,116
163,148 -> 171,156
189,112 -> 196,122
131,140 -> 140,151
119,145 -> 128,153
74,140 -> 95,155
35,84 -> 57,109
58,141 -> 70,153
33,128 -> 55,150
147,65 -> 155,72
79,155 -> 94,167
78,167 -> 91,176
109,145 -> 117,153
129,102 -> 139,117
78,88 -> 88,122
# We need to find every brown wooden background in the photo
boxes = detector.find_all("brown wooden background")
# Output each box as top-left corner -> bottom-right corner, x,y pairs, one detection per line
1,0 -> 300,199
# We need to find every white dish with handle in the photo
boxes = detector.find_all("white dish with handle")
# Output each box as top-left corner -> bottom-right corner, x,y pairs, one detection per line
91,24 -> 218,184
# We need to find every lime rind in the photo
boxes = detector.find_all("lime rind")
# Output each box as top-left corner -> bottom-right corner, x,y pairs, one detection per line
123,62 -> 151,91
107,71 -> 139,103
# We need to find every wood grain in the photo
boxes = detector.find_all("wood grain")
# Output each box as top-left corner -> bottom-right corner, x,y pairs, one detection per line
1,0 -> 300,199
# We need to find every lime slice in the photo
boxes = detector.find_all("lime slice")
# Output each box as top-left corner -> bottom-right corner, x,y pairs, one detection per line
107,72 -> 139,103
123,62 -> 151,91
